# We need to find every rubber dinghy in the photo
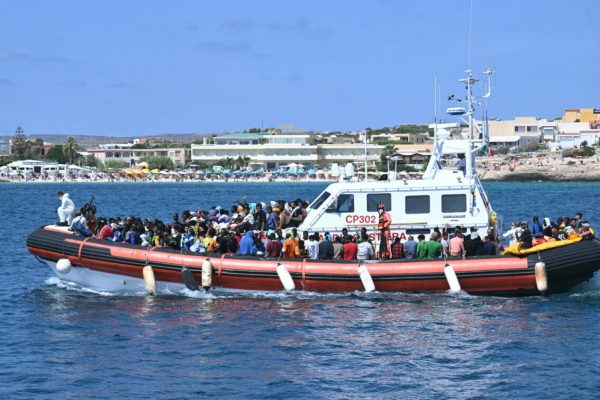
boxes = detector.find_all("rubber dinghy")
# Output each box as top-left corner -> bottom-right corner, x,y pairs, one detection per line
27,226 -> 600,296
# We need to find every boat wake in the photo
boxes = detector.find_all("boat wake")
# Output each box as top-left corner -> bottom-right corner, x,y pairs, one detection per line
568,274 -> 600,298
45,276 -> 121,297
177,288 -> 215,299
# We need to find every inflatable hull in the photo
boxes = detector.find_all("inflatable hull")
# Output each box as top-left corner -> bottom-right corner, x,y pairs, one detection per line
27,226 -> 600,296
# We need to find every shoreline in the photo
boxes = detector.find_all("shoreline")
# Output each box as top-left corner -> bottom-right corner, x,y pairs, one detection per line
0,178 -> 337,184
3,176 -> 600,184
3,153 -> 599,183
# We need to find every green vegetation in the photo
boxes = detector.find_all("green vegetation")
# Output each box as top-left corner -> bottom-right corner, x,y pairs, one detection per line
62,137 -> 80,165
9,127 -> 46,160
398,165 -> 421,173
132,140 -> 190,149
516,142 -> 546,153
373,140 -> 410,146
366,125 -> 432,138
377,145 -> 396,172
491,146 -> 510,155
46,145 -> 70,163
570,145 -> 596,157
242,127 -> 282,134
138,155 -> 175,170
104,160 -> 127,169
84,154 -> 99,168
218,156 -> 250,169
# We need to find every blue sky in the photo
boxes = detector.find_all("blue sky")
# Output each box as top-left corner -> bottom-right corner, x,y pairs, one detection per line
0,0 -> 598,136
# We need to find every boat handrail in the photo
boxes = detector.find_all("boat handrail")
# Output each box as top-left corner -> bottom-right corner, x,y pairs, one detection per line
333,185 -> 471,194
304,221 -> 491,234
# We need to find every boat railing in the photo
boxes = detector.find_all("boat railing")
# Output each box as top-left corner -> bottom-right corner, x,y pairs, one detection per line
306,221 -> 492,236
337,185 -> 470,194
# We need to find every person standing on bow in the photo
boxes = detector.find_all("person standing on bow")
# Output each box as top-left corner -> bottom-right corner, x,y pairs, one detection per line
56,191 -> 75,226
377,202 -> 392,260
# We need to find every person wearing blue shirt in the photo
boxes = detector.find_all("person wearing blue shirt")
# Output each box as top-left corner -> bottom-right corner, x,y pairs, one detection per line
404,235 -> 417,259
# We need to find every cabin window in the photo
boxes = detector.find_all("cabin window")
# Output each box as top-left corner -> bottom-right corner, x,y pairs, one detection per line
309,191 -> 331,209
442,194 -> 466,213
329,194 -> 354,213
367,193 -> 391,212
405,195 -> 430,214
406,228 -> 431,235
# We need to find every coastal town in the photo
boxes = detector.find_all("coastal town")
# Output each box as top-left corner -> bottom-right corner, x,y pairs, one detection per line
1,107 -> 599,182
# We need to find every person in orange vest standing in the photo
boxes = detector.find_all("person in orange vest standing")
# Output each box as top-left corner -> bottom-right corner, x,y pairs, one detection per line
377,202 -> 392,259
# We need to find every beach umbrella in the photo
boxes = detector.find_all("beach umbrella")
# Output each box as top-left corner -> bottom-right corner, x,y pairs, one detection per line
136,161 -> 149,168
330,163 -> 340,177
141,168 -> 150,174
151,169 -> 160,174
345,163 -> 355,177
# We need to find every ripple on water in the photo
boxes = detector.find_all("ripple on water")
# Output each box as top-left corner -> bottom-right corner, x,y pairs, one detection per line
2,182 -> 600,399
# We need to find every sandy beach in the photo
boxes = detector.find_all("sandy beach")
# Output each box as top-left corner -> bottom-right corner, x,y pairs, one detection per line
3,152 -> 599,183
477,153 -> 600,181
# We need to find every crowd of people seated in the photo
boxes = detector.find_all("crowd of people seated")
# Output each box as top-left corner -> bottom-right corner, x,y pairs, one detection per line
60,192 -> 595,261
502,213 -> 595,249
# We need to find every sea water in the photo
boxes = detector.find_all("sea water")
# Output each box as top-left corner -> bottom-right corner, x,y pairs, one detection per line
0,182 -> 599,399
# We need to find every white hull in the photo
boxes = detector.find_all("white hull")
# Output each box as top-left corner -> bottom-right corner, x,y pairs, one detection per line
44,260 -> 246,295
46,260 -> 185,294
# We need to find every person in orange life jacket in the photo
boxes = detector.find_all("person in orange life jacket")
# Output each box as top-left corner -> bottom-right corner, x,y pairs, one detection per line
377,202 -> 392,259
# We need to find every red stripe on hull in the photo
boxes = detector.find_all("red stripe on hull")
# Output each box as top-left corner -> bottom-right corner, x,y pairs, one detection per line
28,246 -> 537,294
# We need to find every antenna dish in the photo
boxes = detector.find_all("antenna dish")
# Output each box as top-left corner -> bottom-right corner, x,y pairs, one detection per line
447,107 -> 466,116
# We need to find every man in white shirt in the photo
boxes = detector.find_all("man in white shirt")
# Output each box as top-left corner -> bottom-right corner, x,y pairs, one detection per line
306,233 -> 320,260
56,191 -> 75,226
502,221 -> 523,246
357,234 -> 375,261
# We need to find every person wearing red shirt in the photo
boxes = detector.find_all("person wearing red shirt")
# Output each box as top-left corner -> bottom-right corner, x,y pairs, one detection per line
97,222 -> 115,240
342,236 -> 358,260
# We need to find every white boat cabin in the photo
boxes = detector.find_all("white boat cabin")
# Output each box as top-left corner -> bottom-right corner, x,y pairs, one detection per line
301,169 -> 493,242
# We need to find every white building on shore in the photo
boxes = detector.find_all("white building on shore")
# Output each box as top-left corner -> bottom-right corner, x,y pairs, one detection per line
486,111 -> 600,150
190,132 -> 384,169
3,160 -> 71,174
88,143 -> 188,167
487,117 -> 543,147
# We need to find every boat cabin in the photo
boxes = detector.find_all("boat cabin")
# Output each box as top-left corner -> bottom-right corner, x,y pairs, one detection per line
301,171 -> 492,242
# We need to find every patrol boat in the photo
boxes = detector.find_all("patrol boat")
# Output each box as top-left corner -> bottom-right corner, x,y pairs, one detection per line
27,69 -> 600,296
301,69 -> 498,243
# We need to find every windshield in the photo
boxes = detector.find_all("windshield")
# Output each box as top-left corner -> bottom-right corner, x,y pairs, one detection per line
308,191 -> 330,210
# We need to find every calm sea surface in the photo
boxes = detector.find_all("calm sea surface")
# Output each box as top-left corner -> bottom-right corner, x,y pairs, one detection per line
1,181 -> 599,399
